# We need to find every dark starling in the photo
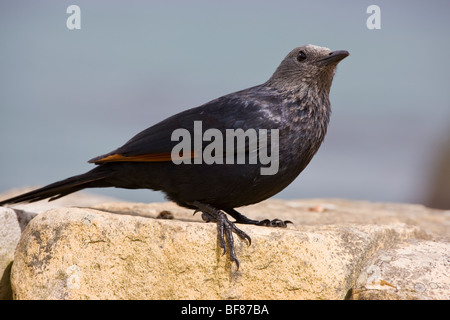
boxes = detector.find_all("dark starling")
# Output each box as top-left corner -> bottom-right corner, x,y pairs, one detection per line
0,45 -> 349,268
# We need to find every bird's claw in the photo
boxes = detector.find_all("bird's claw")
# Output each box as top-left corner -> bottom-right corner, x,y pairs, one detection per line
216,213 -> 251,269
223,208 -> 293,228
192,201 -> 251,269
256,218 -> 293,228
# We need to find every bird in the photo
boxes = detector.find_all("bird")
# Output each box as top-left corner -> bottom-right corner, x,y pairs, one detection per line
0,44 -> 349,268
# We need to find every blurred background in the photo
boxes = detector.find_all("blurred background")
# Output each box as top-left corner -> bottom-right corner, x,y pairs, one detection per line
1,0 -> 449,209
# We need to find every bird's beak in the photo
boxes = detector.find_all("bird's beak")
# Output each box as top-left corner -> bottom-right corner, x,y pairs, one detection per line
319,50 -> 350,64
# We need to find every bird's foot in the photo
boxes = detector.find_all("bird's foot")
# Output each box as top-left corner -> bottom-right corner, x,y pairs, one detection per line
254,218 -> 293,227
224,208 -> 293,228
192,201 -> 251,269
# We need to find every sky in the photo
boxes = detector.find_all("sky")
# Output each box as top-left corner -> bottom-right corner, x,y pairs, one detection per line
1,0 -> 449,206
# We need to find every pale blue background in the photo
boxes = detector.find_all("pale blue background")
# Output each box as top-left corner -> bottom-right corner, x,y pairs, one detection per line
1,1 -> 449,206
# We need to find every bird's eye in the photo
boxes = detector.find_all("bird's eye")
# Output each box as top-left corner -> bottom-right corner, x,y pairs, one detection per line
297,51 -> 307,62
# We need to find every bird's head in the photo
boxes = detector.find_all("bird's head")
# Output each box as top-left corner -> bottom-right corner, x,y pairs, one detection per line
267,44 -> 349,95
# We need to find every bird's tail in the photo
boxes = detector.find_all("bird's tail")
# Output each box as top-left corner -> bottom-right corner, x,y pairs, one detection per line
0,167 -> 111,206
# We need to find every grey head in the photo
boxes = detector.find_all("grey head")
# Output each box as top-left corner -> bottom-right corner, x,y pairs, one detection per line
266,44 -> 349,95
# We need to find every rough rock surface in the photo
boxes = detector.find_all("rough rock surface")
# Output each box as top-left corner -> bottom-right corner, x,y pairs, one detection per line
0,189 -> 117,299
353,239 -> 450,299
2,192 -> 448,300
0,207 -> 36,299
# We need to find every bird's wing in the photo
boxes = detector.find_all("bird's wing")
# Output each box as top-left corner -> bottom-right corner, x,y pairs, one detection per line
89,87 -> 283,164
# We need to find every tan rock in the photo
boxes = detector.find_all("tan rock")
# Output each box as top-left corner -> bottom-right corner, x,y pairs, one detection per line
10,198 -> 448,300
353,240 -> 450,300
0,188 -> 119,300
0,207 -> 36,299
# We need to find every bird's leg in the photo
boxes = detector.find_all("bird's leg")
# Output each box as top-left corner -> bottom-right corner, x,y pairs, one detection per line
224,208 -> 293,228
191,201 -> 251,269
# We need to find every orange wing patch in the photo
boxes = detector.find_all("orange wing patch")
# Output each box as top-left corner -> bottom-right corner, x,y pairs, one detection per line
92,151 -> 196,164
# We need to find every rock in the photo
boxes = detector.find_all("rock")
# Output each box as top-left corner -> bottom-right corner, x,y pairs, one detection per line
353,240 -> 450,300
8,198 -> 450,300
0,207 -> 36,300
0,188 -> 119,300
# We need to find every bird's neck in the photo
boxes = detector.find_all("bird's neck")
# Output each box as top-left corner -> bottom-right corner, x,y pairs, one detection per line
273,82 -> 332,119
281,84 -> 332,153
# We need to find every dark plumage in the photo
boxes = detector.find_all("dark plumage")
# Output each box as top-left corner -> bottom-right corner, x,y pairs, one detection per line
0,44 -> 349,268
